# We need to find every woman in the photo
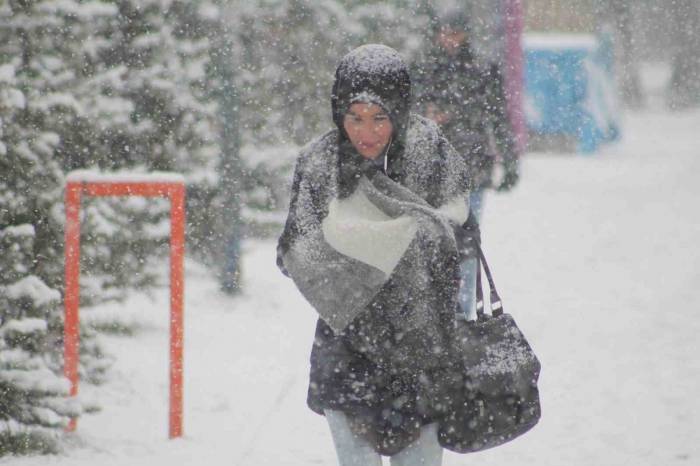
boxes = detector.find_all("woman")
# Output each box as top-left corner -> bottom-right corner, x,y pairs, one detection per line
277,44 -> 472,466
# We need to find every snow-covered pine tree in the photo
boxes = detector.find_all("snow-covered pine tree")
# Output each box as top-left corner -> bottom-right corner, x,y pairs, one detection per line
54,0 -> 223,299
0,226 -> 81,454
2,0 -> 227,305
0,58 -> 82,453
79,0 -> 229,290
3,0 -> 143,306
0,0 -> 160,323
81,0 -> 220,177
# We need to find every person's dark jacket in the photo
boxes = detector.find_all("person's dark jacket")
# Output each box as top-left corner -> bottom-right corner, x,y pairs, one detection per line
413,45 -> 519,190
277,45 -> 473,455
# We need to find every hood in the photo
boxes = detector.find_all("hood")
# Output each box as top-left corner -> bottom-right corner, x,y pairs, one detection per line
331,44 -> 412,153
331,45 -> 412,198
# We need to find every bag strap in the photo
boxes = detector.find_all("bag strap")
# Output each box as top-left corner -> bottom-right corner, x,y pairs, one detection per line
461,213 -> 503,319
475,239 -> 504,319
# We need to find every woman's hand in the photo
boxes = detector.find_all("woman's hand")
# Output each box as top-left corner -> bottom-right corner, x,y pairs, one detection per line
496,160 -> 519,192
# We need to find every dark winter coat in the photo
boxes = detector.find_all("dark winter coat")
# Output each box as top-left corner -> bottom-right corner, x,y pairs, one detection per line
276,45 -> 472,455
413,45 -> 517,189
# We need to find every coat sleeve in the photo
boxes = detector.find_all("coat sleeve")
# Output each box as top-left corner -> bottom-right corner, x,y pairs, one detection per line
486,64 -> 518,167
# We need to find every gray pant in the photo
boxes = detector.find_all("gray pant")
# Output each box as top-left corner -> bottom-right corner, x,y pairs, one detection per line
325,410 -> 443,466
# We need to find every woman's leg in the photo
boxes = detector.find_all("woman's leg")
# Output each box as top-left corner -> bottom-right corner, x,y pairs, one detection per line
389,423 -> 443,466
325,409 -> 382,466
458,189 -> 484,320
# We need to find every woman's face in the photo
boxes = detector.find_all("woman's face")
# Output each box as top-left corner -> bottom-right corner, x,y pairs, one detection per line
343,103 -> 393,160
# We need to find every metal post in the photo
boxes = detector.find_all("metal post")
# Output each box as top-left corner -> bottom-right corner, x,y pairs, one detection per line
63,182 -> 81,432
169,184 -> 185,438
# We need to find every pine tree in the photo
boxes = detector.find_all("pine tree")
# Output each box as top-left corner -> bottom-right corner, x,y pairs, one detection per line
84,0 -> 227,287
0,226 -> 81,453
0,55 -> 82,452
3,0 -> 227,304
57,0 -> 223,298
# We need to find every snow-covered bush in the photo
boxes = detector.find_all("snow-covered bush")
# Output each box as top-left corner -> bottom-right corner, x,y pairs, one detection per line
0,17 -> 99,450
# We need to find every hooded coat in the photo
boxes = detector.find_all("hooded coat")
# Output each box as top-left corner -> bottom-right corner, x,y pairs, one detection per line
277,45 -> 472,455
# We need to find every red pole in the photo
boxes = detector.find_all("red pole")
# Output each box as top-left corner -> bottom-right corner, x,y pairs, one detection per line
64,182 -> 82,432
168,184 -> 185,438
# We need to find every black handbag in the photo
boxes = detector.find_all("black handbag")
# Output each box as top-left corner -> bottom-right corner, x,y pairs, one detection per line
439,238 -> 541,453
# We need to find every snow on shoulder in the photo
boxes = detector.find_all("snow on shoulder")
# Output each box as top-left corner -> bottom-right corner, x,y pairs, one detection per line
66,169 -> 185,184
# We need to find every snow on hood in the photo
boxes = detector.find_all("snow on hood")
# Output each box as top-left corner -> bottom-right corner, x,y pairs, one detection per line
331,44 -> 412,152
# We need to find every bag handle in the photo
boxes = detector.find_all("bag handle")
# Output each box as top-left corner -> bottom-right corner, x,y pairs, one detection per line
474,239 -> 504,319
461,213 -> 503,319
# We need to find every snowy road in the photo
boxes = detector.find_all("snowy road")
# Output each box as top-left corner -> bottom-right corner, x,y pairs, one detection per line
4,108 -> 700,466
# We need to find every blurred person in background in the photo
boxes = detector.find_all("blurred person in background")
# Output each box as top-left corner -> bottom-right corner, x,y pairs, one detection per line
413,7 -> 520,320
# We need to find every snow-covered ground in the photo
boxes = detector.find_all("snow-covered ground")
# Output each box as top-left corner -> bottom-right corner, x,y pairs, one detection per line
4,105 -> 700,465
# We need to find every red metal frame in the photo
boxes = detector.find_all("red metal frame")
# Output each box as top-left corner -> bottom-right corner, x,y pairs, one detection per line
64,179 -> 185,438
